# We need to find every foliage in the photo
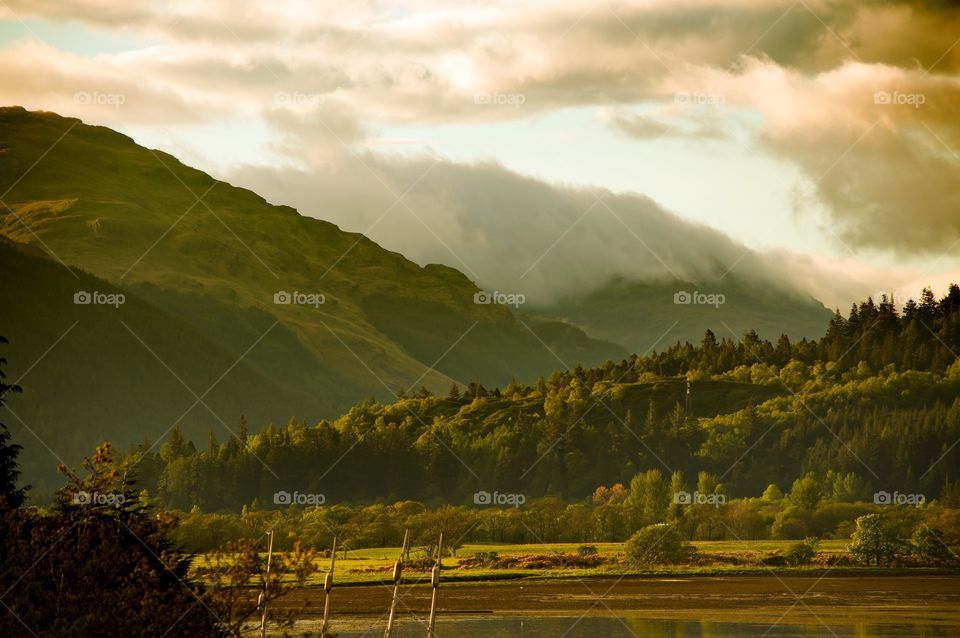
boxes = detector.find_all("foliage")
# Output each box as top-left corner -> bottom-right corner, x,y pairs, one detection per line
625,524 -> 695,565
848,514 -> 905,566
1,440 -> 320,637
116,287 -> 960,515
910,526 -> 957,565
784,538 -> 819,565
197,539 -> 319,637
0,444 -> 224,637
788,474 -> 823,511
0,335 -> 26,510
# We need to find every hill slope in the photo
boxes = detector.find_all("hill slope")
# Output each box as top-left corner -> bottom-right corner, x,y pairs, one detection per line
535,276 -> 833,354
0,237 -> 329,488
0,106 -> 623,485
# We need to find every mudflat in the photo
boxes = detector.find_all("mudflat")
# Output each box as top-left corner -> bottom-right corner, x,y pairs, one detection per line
276,574 -> 960,627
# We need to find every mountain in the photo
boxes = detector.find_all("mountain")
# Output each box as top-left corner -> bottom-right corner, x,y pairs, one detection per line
0,236 -> 327,487
0,106 -> 623,488
535,277 -> 833,354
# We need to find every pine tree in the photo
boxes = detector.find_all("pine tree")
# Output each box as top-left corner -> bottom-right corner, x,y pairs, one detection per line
0,336 -> 27,509
238,414 -> 249,445
160,425 -> 189,462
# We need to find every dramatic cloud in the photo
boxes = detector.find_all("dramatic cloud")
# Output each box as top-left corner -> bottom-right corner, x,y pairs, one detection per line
232,134 -> 949,311
230,148 -> 861,306
1,0 -> 957,301
725,58 -> 960,255
0,41 -> 211,125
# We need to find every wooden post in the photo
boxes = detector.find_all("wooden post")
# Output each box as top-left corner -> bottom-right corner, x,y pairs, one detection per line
320,536 -> 337,638
426,531 -> 443,638
384,529 -> 410,638
259,530 -> 275,638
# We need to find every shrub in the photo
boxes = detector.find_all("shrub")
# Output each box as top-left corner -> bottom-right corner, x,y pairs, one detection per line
760,554 -> 788,567
577,544 -> 599,556
475,551 -> 499,566
785,537 -> 819,565
625,524 -> 694,566
911,526 -> 957,565
2,445 -> 226,637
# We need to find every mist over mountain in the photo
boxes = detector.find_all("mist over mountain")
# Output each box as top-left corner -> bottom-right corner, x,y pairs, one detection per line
0,106 -> 624,487
231,155 -> 831,306
2,4 -> 960,634
231,150 -> 834,351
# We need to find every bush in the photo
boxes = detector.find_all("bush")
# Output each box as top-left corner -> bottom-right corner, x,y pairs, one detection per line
625,524 -> 694,566
474,551 -> 499,566
760,554 -> 788,567
911,526 -> 957,565
1,445 -> 226,637
784,537 -> 819,565
577,544 -> 599,556
927,508 -> 960,546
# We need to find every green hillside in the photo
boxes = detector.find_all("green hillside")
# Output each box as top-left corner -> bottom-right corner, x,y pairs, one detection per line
0,238 -> 335,489
537,276 -> 833,354
0,107 -> 624,485
131,284 -> 960,511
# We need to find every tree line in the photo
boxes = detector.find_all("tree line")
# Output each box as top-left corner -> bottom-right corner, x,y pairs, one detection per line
167,466 -> 960,557
125,287 -> 960,512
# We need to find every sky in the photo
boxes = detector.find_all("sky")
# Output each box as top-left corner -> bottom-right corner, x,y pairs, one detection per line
0,0 -> 958,308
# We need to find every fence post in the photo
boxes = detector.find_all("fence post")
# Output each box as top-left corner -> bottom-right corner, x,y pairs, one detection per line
384,529 -> 410,638
426,531 -> 443,638
320,536 -> 337,638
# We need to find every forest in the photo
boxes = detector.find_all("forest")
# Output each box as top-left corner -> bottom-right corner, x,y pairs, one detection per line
125,288 -> 960,521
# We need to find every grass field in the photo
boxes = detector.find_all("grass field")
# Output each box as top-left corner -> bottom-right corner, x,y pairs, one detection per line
193,539 -> 874,587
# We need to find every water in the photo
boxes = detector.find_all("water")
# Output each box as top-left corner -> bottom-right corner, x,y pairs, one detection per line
329,616 -> 956,637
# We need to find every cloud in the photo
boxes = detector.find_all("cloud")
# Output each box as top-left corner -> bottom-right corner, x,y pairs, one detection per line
0,40 -> 210,125
2,0 -> 958,292
230,136 -> 944,311
6,1 -> 955,121
229,149 -> 834,305
262,102 -> 369,166
723,58 -> 960,255
605,105 -> 731,141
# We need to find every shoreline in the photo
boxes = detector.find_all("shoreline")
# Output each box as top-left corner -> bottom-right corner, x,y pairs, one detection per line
270,573 -> 960,630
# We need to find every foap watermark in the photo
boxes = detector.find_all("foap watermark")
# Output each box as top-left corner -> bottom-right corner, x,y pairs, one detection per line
674,91 -> 726,108
473,290 -> 525,308
674,490 -> 726,508
874,490 -> 925,507
273,490 -> 326,506
73,491 -> 126,508
874,289 -> 913,305
474,91 -> 526,108
474,490 -> 526,508
74,90 -> 126,108
873,90 -> 925,108
274,91 -> 325,107
274,290 -> 325,307
74,290 -> 125,307
673,290 -> 725,308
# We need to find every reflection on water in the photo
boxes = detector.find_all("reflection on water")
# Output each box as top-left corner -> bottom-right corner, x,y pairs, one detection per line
333,616 -> 955,637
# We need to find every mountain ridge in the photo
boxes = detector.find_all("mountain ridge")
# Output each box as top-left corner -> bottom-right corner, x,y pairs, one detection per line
0,106 -> 627,487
